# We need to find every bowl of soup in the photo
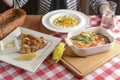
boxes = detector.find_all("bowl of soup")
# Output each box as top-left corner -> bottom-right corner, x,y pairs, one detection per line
65,27 -> 115,56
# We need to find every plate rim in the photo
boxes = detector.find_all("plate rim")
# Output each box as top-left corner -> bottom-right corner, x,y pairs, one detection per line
0,27 -> 61,72
42,9 -> 88,33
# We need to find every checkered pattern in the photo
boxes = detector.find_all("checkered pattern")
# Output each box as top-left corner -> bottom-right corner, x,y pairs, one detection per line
1,16 -> 120,80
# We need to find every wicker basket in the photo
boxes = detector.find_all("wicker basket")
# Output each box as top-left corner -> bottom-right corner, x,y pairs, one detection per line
0,8 -> 26,40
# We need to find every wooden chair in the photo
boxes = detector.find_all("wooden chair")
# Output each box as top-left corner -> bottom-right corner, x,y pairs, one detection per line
79,0 -> 95,15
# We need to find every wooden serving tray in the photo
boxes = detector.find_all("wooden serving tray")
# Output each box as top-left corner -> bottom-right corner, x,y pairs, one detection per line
61,41 -> 120,77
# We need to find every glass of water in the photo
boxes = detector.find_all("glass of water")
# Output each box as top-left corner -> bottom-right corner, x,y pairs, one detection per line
101,1 -> 117,29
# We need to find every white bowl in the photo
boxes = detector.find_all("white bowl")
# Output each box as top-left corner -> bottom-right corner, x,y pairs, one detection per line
42,9 -> 88,33
49,13 -> 81,28
65,27 -> 115,56
0,38 -> 20,54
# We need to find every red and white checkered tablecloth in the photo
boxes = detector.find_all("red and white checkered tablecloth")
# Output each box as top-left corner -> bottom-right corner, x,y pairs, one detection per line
1,15 -> 120,80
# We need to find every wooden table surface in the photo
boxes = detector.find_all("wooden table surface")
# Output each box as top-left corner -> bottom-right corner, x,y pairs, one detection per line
22,15 -> 54,34
22,15 -> 75,56
21,15 -> 120,78
1,15 -> 120,80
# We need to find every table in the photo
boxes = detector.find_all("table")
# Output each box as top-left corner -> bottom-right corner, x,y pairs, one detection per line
0,15 -> 120,80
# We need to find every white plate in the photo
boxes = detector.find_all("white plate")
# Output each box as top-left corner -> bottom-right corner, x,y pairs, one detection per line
0,27 -> 61,72
42,9 -> 88,33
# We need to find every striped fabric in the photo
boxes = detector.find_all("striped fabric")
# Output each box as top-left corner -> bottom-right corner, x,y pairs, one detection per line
88,0 -> 120,14
115,0 -> 120,15
13,0 -> 79,14
13,0 -> 28,8
39,0 -> 52,14
67,0 -> 79,10
88,0 -> 109,14
39,0 -> 79,14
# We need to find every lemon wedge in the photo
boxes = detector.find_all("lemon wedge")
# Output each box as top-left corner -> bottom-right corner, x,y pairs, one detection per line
19,52 -> 37,60
52,42 -> 65,63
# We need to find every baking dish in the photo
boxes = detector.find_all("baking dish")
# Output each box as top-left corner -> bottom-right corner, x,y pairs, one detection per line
65,27 -> 115,56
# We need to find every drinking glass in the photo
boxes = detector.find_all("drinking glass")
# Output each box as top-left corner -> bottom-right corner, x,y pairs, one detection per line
101,1 -> 117,29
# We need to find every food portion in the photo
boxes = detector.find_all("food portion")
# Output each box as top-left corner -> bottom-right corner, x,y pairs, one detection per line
70,31 -> 110,48
53,15 -> 79,28
19,33 -> 48,60
52,42 -> 65,63
19,52 -> 37,60
4,40 -> 16,49
0,8 -> 26,40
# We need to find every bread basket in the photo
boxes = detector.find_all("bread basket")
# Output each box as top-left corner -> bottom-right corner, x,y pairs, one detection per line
0,8 -> 26,40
